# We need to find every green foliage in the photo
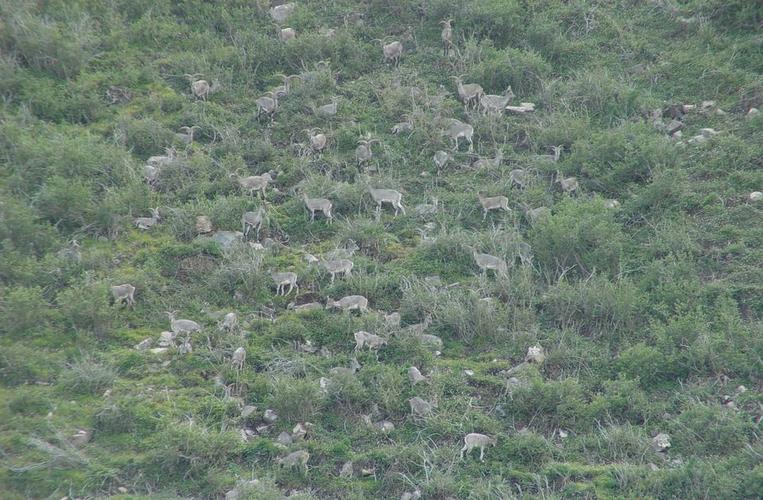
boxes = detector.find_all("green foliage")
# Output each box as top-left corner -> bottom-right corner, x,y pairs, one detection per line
58,355 -> 116,395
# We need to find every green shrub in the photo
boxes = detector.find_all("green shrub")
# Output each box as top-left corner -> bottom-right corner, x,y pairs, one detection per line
57,283 -> 112,337
0,286 -> 52,337
34,176 -> 93,232
669,403 -> 754,457
268,376 -> 324,422
58,355 -> 116,395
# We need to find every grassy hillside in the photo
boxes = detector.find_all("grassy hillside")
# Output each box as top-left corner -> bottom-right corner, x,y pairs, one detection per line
1,0 -> 762,498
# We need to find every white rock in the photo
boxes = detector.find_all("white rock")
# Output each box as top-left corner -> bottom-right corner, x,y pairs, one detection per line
241,405 -> 257,418
263,409 -> 278,424
652,433 -> 671,452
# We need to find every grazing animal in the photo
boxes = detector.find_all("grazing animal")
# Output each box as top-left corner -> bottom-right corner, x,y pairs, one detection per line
166,311 -> 202,336
315,98 -> 339,117
408,366 -> 427,384
279,27 -> 296,42
444,119 -> 474,152
231,347 -> 246,371
433,150 -> 451,172
472,249 -> 508,277
327,295 -> 369,314
256,92 -> 278,120
230,171 -> 276,197
473,150 -> 503,170
380,40 -> 403,66
408,397 -> 436,419
368,187 -> 406,217
539,145 -> 563,163
555,170 -> 579,194
509,169 -> 528,189
175,126 -> 199,145
242,208 -> 265,240
460,433 -> 496,461
303,194 -> 333,223
477,192 -> 510,220
134,208 -> 161,230
355,138 -> 378,167
480,87 -> 514,115
322,258 -> 353,283
111,284 -> 136,307
271,271 -> 298,296
277,450 -> 309,472
523,205 -> 551,225
451,76 -> 484,111
218,312 -> 238,332
353,331 -> 387,352
184,74 -> 210,100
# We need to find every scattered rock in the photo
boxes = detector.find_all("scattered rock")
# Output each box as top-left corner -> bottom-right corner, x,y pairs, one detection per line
134,338 -> 152,351
652,433 -> 671,452
195,216 -> 213,234
263,409 -> 278,424
241,405 -> 257,418
525,345 -> 545,364
277,431 -> 293,446
339,461 -> 354,478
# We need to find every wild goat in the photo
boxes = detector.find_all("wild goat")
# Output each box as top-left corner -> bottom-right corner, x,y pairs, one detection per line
516,242 -> 533,267
418,333 -> 443,351
166,311 -> 202,336
480,87 -> 514,115
451,76 -> 484,111
218,312 -> 238,332
256,92 -> 278,120
241,207 -> 265,240
472,249 -> 508,276
322,258 -> 353,283
273,73 -> 299,98
327,295 -> 369,314
277,450 -> 309,473
368,187 -> 406,217
307,129 -> 327,152
539,145 -> 563,162
524,205 -> 551,225
440,19 -> 453,55
230,171 -> 276,197
473,150 -> 503,170
303,194 -> 333,223
509,169 -> 528,189
271,271 -> 298,296
231,347 -> 246,371
401,316 -> 431,337
477,193 -> 510,220
391,117 -> 414,135
315,98 -> 339,116
444,118 -> 474,152
269,3 -> 296,23
408,366 -> 427,384
134,208 -> 161,230
175,126 -> 199,145
555,170 -> 579,194
354,331 -> 387,352
329,358 -> 361,376
325,239 -> 359,261
460,433 -> 496,461
184,74 -> 210,100
146,147 -> 176,168
111,284 -> 136,307
144,164 -> 160,185
355,138 -> 378,167
279,27 -> 296,42
409,397 -> 436,419
433,150 -> 451,172
378,40 -> 403,66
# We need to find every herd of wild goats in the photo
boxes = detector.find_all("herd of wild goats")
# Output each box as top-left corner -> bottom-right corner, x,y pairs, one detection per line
104,4 -> 761,483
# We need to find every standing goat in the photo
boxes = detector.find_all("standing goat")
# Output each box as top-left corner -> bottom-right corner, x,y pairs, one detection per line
539,145 -> 563,163
473,150 -> 503,170
134,208 -> 161,230
477,193 -> 510,220
322,258 -> 353,283
303,194 -> 333,223
277,450 -> 309,473
409,397 -> 436,420
555,170 -> 579,194
175,126 -> 199,145
433,150 -> 452,173
377,40 -> 403,66
451,76 -> 483,111
440,19 -> 453,55
219,312 -> 238,332
184,74 -> 210,100
271,271 -> 298,296
354,331 -> 387,353
166,311 -> 202,336
307,129 -> 327,153
355,138 -> 379,167
327,295 -> 369,314
256,92 -> 278,121
368,187 -> 406,217
509,169 -> 528,189
242,207 -> 265,240
111,284 -> 136,307
232,347 -> 246,371
444,119 -> 474,152
472,249 -> 508,277
230,171 -> 276,198
460,433 -> 496,461
480,87 -> 514,115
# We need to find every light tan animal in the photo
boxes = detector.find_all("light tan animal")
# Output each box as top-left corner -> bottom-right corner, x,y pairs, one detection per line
408,397 -> 436,419
277,450 -> 309,472
509,169 -> 528,189
477,192 -> 510,220
460,433 -> 496,461
327,295 -> 369,314
322,258 -> 353,283
381,40 -> 403,66
231,347 -> 246,371
134,208 -> 161,230
555,170 -> 579,194
111,284 -> 136,307
184,74 -> 210,100
480,87 -> 514,115
472,249 -> 508,276
444,118 -> 474,152
231,171 -> 276,197
368,187 -> 406,217
451,75 -> 484,111
303,194 -> 333,223
271,271 -> 298,296
473,150 -> 503,170
354,331 -> 387,352
440,19 -> 453,55
408,366 -> 427,384
242,207 -> 265,239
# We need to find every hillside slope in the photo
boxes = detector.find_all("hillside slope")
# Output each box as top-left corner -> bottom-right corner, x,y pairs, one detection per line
1,1 -> 762,498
